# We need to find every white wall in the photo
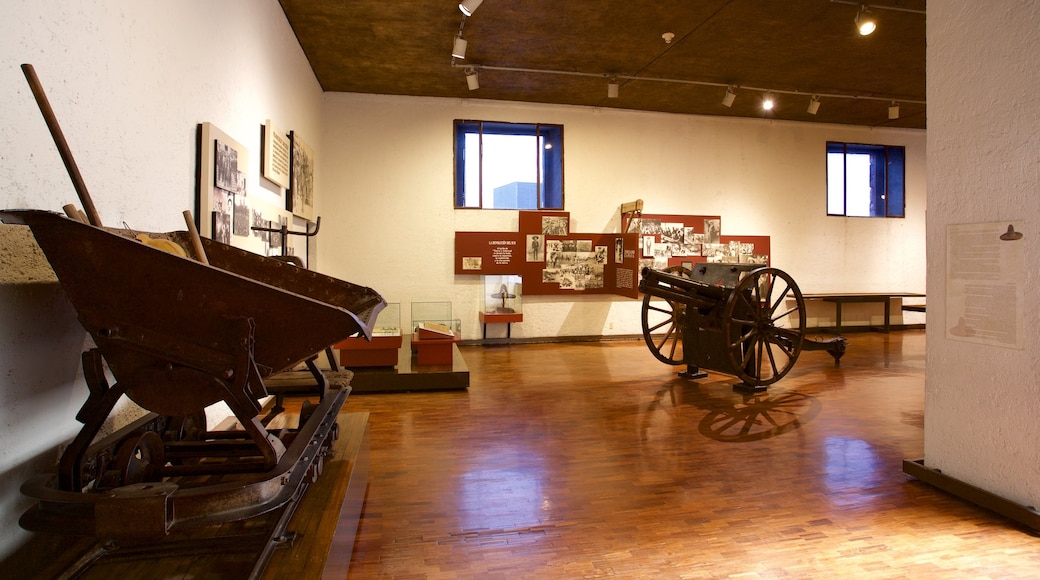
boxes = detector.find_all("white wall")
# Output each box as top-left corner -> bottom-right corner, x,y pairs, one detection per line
925,3 -> 1040,508
319,94 -> 926,340
0,0 -> 323,558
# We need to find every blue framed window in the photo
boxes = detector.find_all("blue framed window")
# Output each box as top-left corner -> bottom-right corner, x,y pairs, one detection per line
454,120 -> 564,209
826,142 -> 905,217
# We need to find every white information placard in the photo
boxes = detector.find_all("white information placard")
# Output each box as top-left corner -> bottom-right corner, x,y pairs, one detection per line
946,221 -> 1025,349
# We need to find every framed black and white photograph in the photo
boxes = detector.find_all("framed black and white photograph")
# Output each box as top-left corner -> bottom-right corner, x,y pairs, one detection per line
233,194 -> 249,236
288,131 -> 314,220
542,215 -> 569,236
211,187 -> 232,245
704,218 -> 721,244
526,234 -> 544,262
215,140 -> 245,195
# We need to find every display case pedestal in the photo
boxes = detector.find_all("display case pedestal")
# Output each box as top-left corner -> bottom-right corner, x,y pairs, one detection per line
334,335 -> 404,368
411,333 -> 462,366
479,311 -> 523,338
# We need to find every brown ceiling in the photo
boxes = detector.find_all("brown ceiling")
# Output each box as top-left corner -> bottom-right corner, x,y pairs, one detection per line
278,0 -> 926,129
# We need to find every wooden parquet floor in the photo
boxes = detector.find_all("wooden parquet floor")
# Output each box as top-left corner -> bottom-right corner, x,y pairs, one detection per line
332,330 -> 1040,579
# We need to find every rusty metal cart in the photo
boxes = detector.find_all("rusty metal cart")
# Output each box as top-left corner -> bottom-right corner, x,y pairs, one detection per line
3,209 -> 385,548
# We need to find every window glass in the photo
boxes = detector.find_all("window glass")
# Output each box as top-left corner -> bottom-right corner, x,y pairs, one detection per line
455,121 -> 564,210
826,142 -> 905,218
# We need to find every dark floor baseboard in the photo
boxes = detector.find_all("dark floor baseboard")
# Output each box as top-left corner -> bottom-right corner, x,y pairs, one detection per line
463,325 -> 925,347
903,458 -> 1040,533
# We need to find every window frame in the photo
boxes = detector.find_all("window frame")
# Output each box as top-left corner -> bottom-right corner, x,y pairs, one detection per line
454,120 -> 564,210
826,141 -> 906,218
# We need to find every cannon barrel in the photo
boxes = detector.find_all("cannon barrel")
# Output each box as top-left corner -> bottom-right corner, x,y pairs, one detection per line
638,266 -> 728,308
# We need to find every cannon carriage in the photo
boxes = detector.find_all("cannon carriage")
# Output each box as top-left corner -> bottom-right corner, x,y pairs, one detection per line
638,263 -> 845,391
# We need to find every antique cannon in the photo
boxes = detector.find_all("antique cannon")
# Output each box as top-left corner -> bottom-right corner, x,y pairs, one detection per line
638,263 -> 845,391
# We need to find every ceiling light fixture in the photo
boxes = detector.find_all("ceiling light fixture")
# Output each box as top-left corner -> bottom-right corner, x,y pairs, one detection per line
856,5 -> 877,35
762,92 -> 775,111
459,0 -> 483,17
450,63 -> 926,114
465,67 -> 480,90
888,101 -> 900,119
722,86 -> 736,107
452,35 -> 468,59
807,95 -> 821,115
607,79 -> 619,99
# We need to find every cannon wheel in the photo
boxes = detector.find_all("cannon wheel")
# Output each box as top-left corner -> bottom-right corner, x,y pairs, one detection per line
723,267 -> 806,388
640,265 -> 693,365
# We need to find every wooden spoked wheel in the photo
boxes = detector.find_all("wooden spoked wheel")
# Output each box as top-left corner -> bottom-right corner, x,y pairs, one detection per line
640,266 -> 693,365
723,267 -> 806,387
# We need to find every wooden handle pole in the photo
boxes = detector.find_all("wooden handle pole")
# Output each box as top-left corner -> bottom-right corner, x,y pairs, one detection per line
21,63 -> 103,227
182,210 -> 209,265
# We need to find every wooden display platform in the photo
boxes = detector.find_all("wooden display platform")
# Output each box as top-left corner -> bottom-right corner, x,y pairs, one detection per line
2,412 -> 371,579
348,334 -> 470,393
803,292 -> 926,333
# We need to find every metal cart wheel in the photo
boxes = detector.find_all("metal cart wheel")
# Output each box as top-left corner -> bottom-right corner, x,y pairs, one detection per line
723,267 -> 806,387
640,265 -> 693,365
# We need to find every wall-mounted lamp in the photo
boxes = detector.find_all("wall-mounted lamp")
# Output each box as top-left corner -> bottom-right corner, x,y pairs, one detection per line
856,5 -> 877,35
607,79 -> 619,99
888,101 -> 900,119
459,0 -> 483,17
452,35 -> 468,59
722,86 -> 737,107
807,95 -> 821,115
762,92 -> 775,111
465,67 -> 480,90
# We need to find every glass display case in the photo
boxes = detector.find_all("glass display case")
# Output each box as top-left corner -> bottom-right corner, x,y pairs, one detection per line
482,275 -> 522,315
480,275 -> 523,338
334,302 -> 402,368
410,301 -> 461,365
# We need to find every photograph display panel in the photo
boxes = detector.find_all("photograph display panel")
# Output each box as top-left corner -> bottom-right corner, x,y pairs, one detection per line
634,214 -> 770,274
196,122 -> 249,240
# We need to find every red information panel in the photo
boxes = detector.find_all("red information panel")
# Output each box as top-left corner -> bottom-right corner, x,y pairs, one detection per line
454,232 -> 525,275
455,211 -> 766,299
455,230 -> 640,298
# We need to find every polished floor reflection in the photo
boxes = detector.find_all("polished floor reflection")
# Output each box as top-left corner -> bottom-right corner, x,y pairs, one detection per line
340,331 -> 1040,578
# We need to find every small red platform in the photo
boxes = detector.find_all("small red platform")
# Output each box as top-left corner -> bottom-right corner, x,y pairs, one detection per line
334,335 -> 404,367
410,333 -> 461,366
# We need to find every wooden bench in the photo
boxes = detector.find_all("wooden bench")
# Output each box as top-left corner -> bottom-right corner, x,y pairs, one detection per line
802,292 -> 926,333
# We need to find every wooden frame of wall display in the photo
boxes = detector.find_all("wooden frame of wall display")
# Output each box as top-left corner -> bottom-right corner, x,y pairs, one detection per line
455,211 -> 642,298
287,130 -> 314,220
195,122 -> 249,241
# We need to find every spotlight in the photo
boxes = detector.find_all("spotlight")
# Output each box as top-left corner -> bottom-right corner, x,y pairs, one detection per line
762,92 -> 775,111
607,79 -> 619,99
807,95 -> 821,115
888,102 -> 900,119
452,35 -> 468,59
459,0 -> 483,17
721,86 -> 736,107
856,6 -> 877,35
466,68 -> 480,90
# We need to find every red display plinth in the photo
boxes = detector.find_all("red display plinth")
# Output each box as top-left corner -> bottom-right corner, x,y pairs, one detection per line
479,312 -> 523,324
334,335 -> 404,367
411,333 -> 461,366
